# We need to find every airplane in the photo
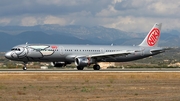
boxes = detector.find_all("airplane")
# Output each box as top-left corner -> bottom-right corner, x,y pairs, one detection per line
5,23 -> 166,70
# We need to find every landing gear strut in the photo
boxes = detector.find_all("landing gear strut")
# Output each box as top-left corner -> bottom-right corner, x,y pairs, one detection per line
23,62 -> 27,70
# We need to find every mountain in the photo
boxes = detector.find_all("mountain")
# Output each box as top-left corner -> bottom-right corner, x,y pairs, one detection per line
0,25 -> 180,51
0,31 -> 93,51
0,25 -> 132,44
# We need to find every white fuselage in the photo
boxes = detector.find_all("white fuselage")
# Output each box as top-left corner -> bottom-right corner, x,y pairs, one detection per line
5,44 -> 162,63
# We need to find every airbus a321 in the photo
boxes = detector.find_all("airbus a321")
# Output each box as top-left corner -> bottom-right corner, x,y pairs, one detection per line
5,23 -> 166,70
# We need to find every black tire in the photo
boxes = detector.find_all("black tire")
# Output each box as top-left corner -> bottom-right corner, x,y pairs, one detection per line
23,67 -> 27,70
77,66 -> 84,70
93,65 -> 100,70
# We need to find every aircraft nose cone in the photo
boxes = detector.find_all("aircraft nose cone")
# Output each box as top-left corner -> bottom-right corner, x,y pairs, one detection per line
5,52 -> 12,59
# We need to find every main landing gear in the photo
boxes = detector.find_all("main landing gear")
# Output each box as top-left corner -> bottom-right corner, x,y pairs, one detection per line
93,64 -> 100,70
76,64 -> 101,70
77,66 -> 84,70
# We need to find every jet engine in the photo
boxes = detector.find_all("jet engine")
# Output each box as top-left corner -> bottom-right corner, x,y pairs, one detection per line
75,57 -> 94,67
51,62 -> 65,67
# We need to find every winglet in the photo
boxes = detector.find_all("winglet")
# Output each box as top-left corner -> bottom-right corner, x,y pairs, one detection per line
139,23 -> 162,47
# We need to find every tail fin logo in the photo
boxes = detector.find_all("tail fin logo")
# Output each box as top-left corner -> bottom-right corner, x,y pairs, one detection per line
147,28 -> 160,46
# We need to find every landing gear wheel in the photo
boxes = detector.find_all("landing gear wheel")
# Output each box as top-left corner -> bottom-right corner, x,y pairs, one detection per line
77,66 -> 84,70
23,67 -> 27,70
93,65 -> 100,70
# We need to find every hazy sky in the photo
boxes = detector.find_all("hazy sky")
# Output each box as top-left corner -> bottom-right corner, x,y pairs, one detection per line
0,0 -> 180,32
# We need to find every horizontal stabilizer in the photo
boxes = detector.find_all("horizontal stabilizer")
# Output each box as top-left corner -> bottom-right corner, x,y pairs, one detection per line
150,47 -> 172,54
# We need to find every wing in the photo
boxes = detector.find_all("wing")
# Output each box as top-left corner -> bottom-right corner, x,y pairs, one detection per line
87,50 -> 137,60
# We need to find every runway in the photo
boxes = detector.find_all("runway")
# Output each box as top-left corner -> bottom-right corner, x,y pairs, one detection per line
1,68 -> 180,73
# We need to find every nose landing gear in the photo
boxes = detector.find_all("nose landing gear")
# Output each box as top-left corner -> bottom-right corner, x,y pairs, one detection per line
23,62 -> 27,70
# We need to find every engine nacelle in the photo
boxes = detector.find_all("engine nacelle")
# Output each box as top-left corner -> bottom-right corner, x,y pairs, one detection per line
75,57 -> 94,67
51,62 -> 65,67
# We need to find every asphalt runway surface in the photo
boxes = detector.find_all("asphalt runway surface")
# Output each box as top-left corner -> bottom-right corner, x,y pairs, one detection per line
1,68 -> 180,72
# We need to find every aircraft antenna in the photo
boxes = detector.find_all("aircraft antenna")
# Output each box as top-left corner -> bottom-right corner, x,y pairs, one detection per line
25,42 -> 28,47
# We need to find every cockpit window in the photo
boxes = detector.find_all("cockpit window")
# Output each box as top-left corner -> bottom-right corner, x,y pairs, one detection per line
11,48 -> 21,51
11,48 -> 16,51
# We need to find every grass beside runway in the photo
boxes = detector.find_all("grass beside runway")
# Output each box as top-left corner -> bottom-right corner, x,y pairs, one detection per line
0,72 -> 180,101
